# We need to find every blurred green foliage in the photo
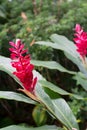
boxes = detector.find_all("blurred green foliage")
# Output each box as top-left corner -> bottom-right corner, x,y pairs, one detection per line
68,88 -> 87,130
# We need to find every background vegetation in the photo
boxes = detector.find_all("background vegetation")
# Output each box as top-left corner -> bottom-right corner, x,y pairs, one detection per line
0,0 -> 87,130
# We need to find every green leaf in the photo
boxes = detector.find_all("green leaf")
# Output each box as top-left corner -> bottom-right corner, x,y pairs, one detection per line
50,34 -> 78,57
69,93 -> 84,100
0,10 -> 6,18
35,39 -> 80,71
0,56 -> 24,88
35,34 -> 85,74
0,56 -> 84,100
0,91 -> 35,104
0,56 -> 45,88
0,125 -> 61,130
52,99 -> 79,130
0,56 -> 15,74
73,72 -> 87,91
64,52 -> 87,77
0,6 -> 6,19
39,80 -> 84,100
32,105 -> 47,126
51,34 -> 87,75
35,83 -> 55,113
39,80 -> 69,95
36,34 -> 78,59
0,56 -> 45,82
35,84 -> 79,130
31,60 -> 76,75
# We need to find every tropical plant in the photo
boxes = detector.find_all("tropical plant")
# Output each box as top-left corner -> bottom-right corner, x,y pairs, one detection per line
0,0 -> 87,129
1,24 -> 87,130
0,37 -> 76,130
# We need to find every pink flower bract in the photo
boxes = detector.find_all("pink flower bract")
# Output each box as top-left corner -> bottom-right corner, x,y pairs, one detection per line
9,39 -> 37,92
74,24 -> 87,58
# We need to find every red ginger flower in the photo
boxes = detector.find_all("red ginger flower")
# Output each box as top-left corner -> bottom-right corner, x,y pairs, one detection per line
74,24 -> 87,59
9,39 -> 28,59
9,39 -> 37,93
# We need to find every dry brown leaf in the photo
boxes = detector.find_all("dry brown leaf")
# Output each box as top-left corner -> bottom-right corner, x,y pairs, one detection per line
30,39 -> 35,46
26,27 -> 32,33
21,12 -> 27,20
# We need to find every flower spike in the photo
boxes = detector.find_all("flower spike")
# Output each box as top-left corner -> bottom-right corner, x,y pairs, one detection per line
74,24 -> 87,59
9,39 -> 37,93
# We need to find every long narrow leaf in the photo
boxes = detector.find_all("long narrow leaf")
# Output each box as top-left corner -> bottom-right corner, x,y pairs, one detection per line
31,60 -> 76,75
0,56 -> 84,99
0,91 -> 35,104
0,125 -> 61,130
52,99 -> 79,130
35,34 -> 85,74
39,80 -> 84,100
50,34 -> 78,57
36,83 -> 55,112
39,80 -> 69,95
